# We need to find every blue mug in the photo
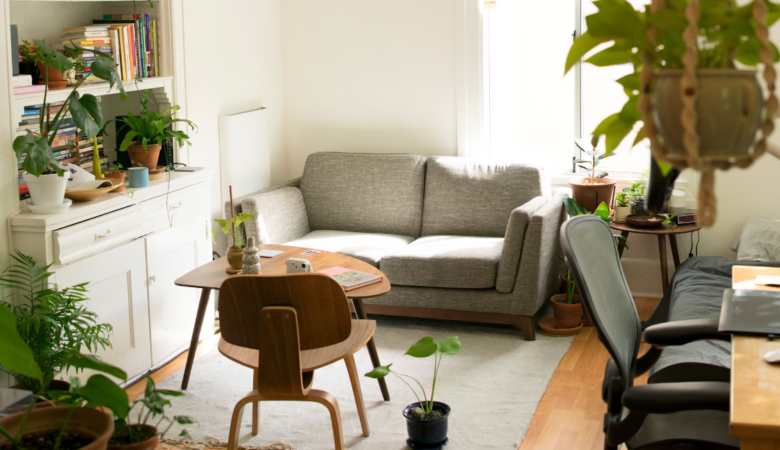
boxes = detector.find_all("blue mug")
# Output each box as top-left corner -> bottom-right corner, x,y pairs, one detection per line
127,167 -> 149,188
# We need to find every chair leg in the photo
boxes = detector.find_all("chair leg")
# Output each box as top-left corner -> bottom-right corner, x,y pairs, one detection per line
252,369 -> 259,436
228,393 -> 260,450
344,354 -> 370,437
305,390 -> 345,450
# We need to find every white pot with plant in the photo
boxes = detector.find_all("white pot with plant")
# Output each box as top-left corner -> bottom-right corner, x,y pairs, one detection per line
569,136 -> 617,213
614,191 -> 632,223
565,0 -> 780,226
13,40 -> 124,211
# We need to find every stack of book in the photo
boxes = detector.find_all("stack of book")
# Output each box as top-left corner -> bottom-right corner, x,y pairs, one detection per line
92,14 -> 160,81
12,74 -> 44,95
61,26 -> 114,85
16,100 -> 108,201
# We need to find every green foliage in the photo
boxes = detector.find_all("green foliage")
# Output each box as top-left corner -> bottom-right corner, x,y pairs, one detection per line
565,0 -> 780,154
615,191 -> 631,207
662,214 -> 678,229
573,136 -> 612,183
115,91 -> 197,152
365,337 -> 461,416
0,251 -> 112,397
214,212 -> 256,250
0,305 -> 43,383
12,40 -> 124,177
109,163 -> 125,175
563,198 -> 613,223
624,182 -> 646,201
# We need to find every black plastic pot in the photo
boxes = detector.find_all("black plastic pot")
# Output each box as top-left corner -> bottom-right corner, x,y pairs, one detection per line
403,401 -> 451,449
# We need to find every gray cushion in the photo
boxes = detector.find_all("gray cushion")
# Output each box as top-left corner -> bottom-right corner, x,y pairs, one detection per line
380,236 -> 504,289
300,152 -> 427,237
283,230 -> 415,267
241,187 -> 311,245
421,157 -> 548,237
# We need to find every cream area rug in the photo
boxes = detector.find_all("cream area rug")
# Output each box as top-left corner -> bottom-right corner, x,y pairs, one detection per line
159,316 -> 574,450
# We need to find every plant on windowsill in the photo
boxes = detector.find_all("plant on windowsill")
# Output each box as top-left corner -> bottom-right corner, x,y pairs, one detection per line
365,337 -> 461,449
113,91 -> 197,171
12,40 -> 125,211
565,0 -> 780,225
214,212 -> 256,273
0,251 -> 113,402
569,136 -> 617,213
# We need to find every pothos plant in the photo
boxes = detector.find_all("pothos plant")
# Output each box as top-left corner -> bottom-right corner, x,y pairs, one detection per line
365,337 -> 461,419
564,0 -> 780,162
214,213 -> 256,250
12,40 -> 125,177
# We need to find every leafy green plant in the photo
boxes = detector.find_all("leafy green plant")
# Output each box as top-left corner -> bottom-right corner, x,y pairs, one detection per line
557,256 -> 577,305
114,90 -> 197,152
615,191 -> 631,208
12,40 -> 125,177
563,198 -> 629,248
214,213 -> 256,250
0,251 -> 112,397
365,337 -> 461,419
108,163 -> 124,175
564,0 -> 780,155
662,214 -> 678,229
624,182 -> 646,201
574,136 -> 613,183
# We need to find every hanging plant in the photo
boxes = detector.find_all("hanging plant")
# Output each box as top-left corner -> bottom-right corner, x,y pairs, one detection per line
565,0 -> 780,226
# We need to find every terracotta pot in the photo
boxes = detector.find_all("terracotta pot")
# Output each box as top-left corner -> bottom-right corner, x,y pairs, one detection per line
104,172 -> 126,192
551,294 -> 583,329
227,247 -> 244,271
126,144 -> 162,171
0,406 -> 114,450
653,69 -> 763,163
37,63 -> 68,89
568,177 -> 616,213
108,425 -> 158,450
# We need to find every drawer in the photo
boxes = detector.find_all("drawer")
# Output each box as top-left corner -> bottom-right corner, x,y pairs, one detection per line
140,183 -> 208,231
54,205 -> 145,265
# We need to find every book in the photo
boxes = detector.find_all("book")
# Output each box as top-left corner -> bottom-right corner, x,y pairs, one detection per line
317,267 -> 383,291
62,39 -> 111,45
108,29 -> 122,77
61,31 -> 109,40
13,75 -> 32,87
14,85 -> 46,95
63,26 -> 109,33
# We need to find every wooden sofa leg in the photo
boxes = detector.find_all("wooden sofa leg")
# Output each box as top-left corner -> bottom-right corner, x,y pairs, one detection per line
512,316 -> 536,341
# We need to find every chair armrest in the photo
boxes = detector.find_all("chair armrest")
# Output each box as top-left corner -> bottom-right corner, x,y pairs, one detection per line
643,318 -> 731,347
496,197 -> 548,293
622,381 -> 730,414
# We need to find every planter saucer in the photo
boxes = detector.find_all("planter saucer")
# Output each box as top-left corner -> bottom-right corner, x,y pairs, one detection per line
537,316 -> 582,337
407,438 -> 448,449
226,268 -> 242,275
28,198 -> 72,214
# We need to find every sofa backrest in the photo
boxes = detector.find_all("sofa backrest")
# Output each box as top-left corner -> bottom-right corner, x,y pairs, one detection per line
421,157 -> 548,237
300,152 -> 427,238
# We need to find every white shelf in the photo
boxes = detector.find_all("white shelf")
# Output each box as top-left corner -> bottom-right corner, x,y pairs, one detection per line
12,76 -> 173,106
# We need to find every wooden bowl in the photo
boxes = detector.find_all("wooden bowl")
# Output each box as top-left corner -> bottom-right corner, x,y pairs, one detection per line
65,179 -> 122,202
626,213 -> 665,228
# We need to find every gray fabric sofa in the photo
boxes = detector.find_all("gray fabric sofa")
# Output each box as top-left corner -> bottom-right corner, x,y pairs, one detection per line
225,152 -> 567,340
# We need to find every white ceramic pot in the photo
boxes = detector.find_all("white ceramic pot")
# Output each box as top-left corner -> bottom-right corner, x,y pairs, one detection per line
615,206 -> 632,223
23,172 -> 68,207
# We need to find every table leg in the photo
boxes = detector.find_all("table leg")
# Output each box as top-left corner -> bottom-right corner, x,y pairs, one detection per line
181,287 -> 212,390
617,230 -> 630,258
351,298 -> 390,401
658,235 -> 669,294
670,234 -> 681,269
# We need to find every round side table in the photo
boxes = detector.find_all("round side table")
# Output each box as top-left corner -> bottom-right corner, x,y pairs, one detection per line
609,221 -> 702,293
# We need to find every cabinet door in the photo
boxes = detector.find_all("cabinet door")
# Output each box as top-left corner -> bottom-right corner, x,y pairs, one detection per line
54,239 -> 152,380
146,214 -> 213,365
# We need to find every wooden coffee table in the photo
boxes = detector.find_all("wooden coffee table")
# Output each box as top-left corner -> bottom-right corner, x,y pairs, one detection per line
175,244 -> 392,401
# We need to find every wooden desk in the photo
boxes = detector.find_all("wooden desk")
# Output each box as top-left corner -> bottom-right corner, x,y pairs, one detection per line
731,266 -> 780,449
175,244 -> 392,401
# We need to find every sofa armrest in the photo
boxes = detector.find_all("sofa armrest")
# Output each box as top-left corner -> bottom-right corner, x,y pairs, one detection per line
496,197 -> 549,293
510,196 -> 568,316
223,178 -> 308,248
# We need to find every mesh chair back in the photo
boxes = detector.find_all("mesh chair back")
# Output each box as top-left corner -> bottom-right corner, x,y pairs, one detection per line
560,216 -> 641,389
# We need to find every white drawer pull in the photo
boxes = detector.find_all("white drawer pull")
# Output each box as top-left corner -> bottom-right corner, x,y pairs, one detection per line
169,202 -> 184,210
95,229 -> 113,240
149,275 -> 156,285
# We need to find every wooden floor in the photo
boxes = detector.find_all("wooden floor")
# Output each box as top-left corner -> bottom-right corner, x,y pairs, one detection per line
518,297 -> 661,450
129,297 -> 661,449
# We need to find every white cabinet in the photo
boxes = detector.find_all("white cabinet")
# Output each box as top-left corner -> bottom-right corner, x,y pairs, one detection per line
54,239 -> 152,380
146,214 -> 213,365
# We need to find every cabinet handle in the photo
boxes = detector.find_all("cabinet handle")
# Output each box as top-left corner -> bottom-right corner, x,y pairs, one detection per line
169,202 -> 183,210
95,229 -> 112,240
149,275 -> 156,285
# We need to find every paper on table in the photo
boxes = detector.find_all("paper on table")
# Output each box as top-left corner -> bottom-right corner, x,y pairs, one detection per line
755,275 -> 780,287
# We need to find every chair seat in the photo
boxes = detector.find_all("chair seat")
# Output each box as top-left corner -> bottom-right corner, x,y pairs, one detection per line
625,410 -> 739,449
219,319 -> 376,372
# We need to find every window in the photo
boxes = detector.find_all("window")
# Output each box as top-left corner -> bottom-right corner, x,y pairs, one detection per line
481,0 -> 648,174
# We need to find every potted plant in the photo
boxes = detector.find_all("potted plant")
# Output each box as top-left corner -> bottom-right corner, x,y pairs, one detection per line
365,337 -> 461,449
104,164 -> 126,192
625,182 -> 646,214
214,212 -> 256,272
551,267 -> 582,330
570,136 -> 616,213
0,251 -> 113,403
12,40 -> 124,209
0,305 -> 129,450
114,91 -> 197,171
614,190 -> 632,223
564,0 -> 780,225
18,41 -> 41,85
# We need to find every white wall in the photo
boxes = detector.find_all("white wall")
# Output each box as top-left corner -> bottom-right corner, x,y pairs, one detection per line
279,0 -> 459,178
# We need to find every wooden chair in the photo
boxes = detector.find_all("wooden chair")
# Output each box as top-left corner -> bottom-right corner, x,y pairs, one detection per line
218,273 -> 376,450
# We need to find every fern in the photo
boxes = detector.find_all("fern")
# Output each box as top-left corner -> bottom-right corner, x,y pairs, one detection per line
0,251 -> 113,396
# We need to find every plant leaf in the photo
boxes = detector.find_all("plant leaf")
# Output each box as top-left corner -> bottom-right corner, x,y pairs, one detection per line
364,364 -> 392,379
562,197 -> 589,218
0,304 -> 43,382
79,374 -> 129,419
594,202 -> 613,223
405,337 -> 438,358
68,92 -> 103,140
64,352 -> 127,381
437,337 -> 461,355
592,113 -> 619,137
564,31 -> 609,74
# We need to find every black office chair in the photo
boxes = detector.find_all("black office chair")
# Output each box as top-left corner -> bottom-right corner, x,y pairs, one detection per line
560,216 -> 738,450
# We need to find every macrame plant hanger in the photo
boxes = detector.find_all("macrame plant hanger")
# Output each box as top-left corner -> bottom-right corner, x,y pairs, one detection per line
638,0 -> 779,227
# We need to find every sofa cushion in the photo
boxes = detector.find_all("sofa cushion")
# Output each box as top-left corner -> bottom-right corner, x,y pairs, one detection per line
421,157 -> 548,237
283,230 -> 415,267
380,236 -> 504,289
300,152 -> 427,238
241,187 -> 311,245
